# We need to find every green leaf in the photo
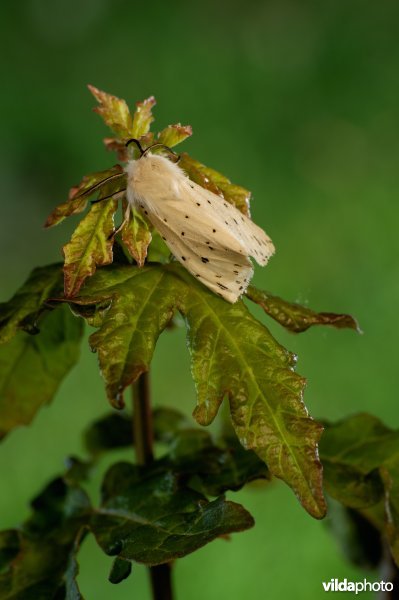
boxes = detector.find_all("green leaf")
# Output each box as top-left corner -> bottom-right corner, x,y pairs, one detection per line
66,263 -> 325,518
320,414 -> 393,508
90,462 -> 254,566
0,477 -> 90,599
152,407 -> 191,443
63,197 -> 119,297
84,412 -> 132,456
179,153 -> 251,216
0,305 -> 83,439
83,408 -> 268,496
145,232 -> 171,263
380,460 -> 399,565
64,456 -> 93,486
0,264 -> 62,343
108,557 -> 132,584
44,165 -> 125,229
157,124 -> 192,147
84,408 -> 189,456
326,500 -> 383,569
320,414 -> 399,566
167,429 -> 269,496
120,205 -> 152,267
246,287 -> 360,333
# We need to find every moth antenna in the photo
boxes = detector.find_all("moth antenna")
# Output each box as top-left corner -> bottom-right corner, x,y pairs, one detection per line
74,172 -> 126,200
143,143 -> 180,163
125,138 -> 144,155
90,189 -> 126,204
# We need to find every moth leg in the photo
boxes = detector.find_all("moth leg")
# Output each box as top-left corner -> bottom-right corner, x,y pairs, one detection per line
107,201 -> 131,240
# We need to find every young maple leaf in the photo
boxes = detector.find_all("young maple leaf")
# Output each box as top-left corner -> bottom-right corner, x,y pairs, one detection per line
45,86 -> 252,298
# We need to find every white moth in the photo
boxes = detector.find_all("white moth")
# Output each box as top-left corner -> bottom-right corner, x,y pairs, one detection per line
124,141 -> 275,303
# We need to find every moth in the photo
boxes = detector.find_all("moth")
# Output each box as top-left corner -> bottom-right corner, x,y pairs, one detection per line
123,139 -> 275,303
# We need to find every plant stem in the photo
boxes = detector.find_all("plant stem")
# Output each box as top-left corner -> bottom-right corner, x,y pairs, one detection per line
133,372 -> 154,465
132,371 -> 173,600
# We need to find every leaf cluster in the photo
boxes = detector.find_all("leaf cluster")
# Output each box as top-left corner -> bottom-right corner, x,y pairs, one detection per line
0,409 -> 267,597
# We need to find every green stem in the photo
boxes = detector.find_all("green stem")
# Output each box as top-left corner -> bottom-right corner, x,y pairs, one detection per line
132,371 -> 173,600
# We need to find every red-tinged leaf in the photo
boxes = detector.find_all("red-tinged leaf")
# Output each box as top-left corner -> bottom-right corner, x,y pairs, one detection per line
68,266 -> 182,407
157,124 -> 193,148
137,131 -> 155,150
45,196 -> 88,229
246,286 -> 361,333
88,84 -> 133,138
45,165 -> 125,228
63,198 -> 118,297
65,263 -> 326,518
179,153 -> 251,216
120,203 -> 152,267
131,96 -> 156,138
103,138 -> 129,162
174,266 -> 326,519
69,165 -> 125,200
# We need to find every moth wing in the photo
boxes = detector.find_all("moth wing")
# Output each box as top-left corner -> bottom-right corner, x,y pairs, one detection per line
147,211 -> 253,303
127,154 -> 272,302
183,179 -> 275,266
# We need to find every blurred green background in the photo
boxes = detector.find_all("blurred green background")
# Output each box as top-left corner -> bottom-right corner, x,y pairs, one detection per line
1,1 -> 398,598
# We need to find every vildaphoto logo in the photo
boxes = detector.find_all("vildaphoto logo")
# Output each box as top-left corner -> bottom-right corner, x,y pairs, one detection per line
322,579 -> 393,594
